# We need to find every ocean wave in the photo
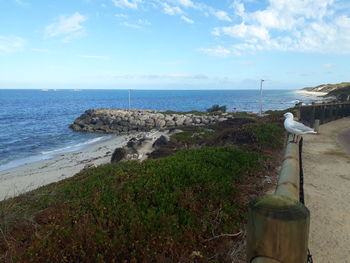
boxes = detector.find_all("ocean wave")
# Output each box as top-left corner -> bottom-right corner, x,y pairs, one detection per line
40,136 -> 110,155
0,136 -> 112,172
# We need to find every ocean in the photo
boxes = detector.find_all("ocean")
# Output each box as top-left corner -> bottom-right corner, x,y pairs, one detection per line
0,89 -> 316,171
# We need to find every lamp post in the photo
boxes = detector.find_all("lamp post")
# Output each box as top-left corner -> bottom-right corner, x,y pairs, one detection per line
259,79 -> 265,116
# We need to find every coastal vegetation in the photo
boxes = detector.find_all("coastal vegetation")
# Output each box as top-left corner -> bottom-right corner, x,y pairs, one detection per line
303,82 -> 350,100
206,104 -> 227,113
0,113 -> 285,262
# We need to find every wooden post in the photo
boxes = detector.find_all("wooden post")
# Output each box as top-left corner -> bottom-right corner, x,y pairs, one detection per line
330,105 -> 335,121
310,106 -> 315,127
295,103 -> 302,121
295,108 -> 301,121
246,136 -> 310,263
247,195 -> 310,263
314,119 -> 320,133
324,105 -> 329,123
320,105 -> 325,124
335,104 -> 339,120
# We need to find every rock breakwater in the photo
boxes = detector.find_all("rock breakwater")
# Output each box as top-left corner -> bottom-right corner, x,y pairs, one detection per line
70,109 -> 232,134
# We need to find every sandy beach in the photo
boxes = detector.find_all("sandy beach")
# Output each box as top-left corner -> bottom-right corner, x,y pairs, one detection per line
294,89 -> 328,97
0,130 -> 167,201
302,117 -> 350,262
295,89 -> 327,97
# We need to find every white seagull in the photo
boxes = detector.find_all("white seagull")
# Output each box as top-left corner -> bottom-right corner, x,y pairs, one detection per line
283,112 -> 317,142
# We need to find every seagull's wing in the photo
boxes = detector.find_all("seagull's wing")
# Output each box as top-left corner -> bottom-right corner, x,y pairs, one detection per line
290,120 -> 314,132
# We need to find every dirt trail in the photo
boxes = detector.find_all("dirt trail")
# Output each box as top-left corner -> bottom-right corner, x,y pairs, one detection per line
302,117 -> 350,263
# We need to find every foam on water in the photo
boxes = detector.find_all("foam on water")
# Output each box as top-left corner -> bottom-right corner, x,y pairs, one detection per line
40,136 -> 110,155
0,135 -> 112,172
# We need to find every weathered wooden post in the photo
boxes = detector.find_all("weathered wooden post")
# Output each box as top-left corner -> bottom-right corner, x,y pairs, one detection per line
314,119 -> 320,133
310,105 -> 316,127
324,105 -> 330,123
320,105 -> 325,124
247,136 -> 310,263
335,104 -> 339,120
295,103 -> 302,121
330,104 -> 335,121
247,195 -> 310,263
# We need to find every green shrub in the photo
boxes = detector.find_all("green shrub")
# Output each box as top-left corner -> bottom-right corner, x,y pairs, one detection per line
206,104 -> 227,113
242,122 -> 284,149
2,146 -> 262,262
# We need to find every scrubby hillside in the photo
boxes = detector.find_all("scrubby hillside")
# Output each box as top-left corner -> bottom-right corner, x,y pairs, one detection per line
0,114 -> 285,262
303,82 -> 350,97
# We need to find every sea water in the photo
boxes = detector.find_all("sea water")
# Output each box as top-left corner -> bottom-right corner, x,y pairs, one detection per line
0,89 -> 316,171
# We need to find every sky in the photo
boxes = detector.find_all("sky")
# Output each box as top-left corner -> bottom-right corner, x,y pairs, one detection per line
1,0 -> 350,89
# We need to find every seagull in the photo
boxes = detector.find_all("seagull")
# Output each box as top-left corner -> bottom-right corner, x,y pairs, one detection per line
283,112 -> 317,142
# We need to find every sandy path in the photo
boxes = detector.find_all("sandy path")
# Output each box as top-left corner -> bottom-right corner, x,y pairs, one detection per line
302,117 -> 350,263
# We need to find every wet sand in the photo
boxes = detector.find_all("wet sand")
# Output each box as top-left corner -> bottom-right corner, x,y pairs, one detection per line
0,130 -> 167,201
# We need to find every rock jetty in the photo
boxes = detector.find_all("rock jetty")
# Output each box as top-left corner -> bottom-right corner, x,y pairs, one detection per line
70,109 -> 231,134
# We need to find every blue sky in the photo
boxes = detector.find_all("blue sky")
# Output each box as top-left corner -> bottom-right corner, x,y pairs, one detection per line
1,0 -> 350,89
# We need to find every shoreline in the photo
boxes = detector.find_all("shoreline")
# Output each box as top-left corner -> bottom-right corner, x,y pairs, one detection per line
294,89 -> 328,97
0,130 -> 166,201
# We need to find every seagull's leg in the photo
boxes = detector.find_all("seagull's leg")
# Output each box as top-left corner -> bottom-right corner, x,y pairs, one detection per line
289,134 -> 295,143
290,134 -> 298,143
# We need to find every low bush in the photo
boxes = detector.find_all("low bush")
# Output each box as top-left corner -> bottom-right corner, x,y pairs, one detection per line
206,104 -> 227,113
1,146 -> 263,262
242,122 -> 284,149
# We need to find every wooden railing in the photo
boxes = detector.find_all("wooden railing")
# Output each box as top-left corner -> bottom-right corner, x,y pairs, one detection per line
246,101 -> 350,262
246,136 -> 310,263
295,101 -> 350,127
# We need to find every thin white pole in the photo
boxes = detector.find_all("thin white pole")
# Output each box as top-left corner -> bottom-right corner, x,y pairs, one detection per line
128,89 -> 131,110
260,79 -> 264,116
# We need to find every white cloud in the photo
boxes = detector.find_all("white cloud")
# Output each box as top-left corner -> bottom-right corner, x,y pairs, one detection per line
161,3 -> 183,15
173,0 -> 194,8
199,46 -> 231,57
212,11 -> 232,22
45,12 -> 87,42
181,15 -> 194,24
0,35 -> 26,54
167,73 -> 207,79
112,73 -> 208,79
120,18 -> 151,29
120,22 -> 142,29
213,23 -> 270,42
209,0 -> 350,55
112,0 -> 143,9
115,13 -> 128,18
158,1 -> 233,24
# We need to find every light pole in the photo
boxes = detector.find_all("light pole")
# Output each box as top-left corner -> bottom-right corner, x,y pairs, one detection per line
128,89 -> 131,110
259,79 -> 265,116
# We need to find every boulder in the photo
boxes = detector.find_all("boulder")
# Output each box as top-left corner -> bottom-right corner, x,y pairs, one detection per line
152,135 -> 170,150
166,120 -> 175,127
155,119 -> 166,127
71,109 -> 224,134
111,148 -> 126,163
